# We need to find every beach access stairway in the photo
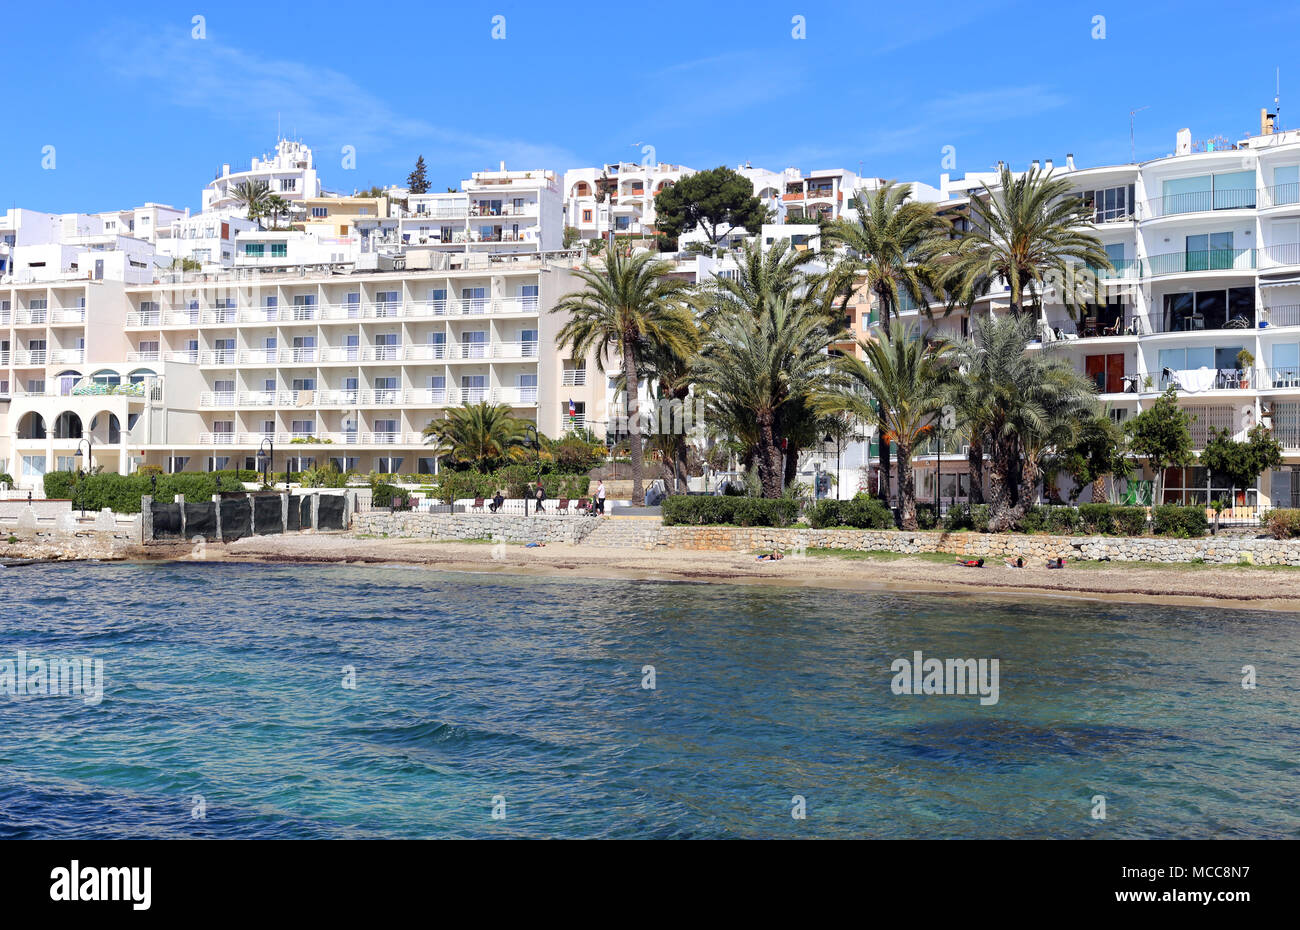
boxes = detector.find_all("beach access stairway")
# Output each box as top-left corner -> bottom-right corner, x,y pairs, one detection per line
582,514 -> 666,549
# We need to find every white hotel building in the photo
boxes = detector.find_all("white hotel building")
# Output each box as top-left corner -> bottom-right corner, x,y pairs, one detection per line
0,161 -> 606,488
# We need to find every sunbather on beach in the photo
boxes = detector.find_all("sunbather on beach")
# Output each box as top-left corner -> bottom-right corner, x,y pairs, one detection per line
956,558 -> 985,568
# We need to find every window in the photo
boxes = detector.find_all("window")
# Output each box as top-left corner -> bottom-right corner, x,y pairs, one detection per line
291,419 -> 315,436
281,179 -> 296,191
271,243 -> 287,258
244,243 -> 265,256
1273,165 -> 1299,205
312,207 -> 328,218
582,209 -> 593,223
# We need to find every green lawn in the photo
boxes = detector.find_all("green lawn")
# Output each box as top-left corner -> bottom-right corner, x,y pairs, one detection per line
802,548 -> 1300,571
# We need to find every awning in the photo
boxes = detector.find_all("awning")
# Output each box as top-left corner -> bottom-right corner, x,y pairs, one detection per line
1259,275 -> 1300,288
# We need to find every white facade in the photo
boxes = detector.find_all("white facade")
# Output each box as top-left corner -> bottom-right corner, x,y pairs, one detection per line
403,166 -> 562,255
203,139 -> 321,218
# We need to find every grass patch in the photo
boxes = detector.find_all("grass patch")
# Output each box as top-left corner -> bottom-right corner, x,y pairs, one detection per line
805,548 -> 960,564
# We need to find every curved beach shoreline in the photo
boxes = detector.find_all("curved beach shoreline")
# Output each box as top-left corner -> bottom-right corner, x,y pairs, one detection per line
180,533 -> 1300,613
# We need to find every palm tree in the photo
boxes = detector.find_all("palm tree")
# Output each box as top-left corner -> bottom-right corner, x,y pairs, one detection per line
696,293 -> 846,498
820,181 -> 953,505
957,314 -> 1097,530
264,194 -> 292,229
820,182 -> 953,325
949,164 -> 1112,318
830,322 -> 953,529
705,238 -> 819,326
620,326 -> 701,491
551,249 -> 696,502
422,401 -> 530,471
231,180 -> 271,226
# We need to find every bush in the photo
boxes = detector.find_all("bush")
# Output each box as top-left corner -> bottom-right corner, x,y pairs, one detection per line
0,473 -> 13,489
1077,503 -> 1114,534
807,497 -> 895,529
944,503 -> 991,532
1113,506 -> 1149,536
1152,504 -> 1207,538
661,495 -> 798,527
1265,508 -> 1300,539
371,483 -> 401,508
915,503 -> 938,530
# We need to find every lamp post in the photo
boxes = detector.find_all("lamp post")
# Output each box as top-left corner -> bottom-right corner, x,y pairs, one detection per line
823,431 -> 843,501
257,437 -> 274,488
73,437 -> 93,519
524,423 -> 540,515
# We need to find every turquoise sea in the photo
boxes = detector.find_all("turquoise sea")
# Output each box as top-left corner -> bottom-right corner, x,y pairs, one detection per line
0,560 -> 1297,838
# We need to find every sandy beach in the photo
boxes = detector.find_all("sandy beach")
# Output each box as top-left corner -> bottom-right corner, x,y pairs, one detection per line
189,532 -> 1300,613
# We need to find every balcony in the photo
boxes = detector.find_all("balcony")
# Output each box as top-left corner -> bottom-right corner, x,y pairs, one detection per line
1261,366 -> 1300,390
1086,258 -> 1142,281
127,310 -> 162,327
198,431 -> 238,445
203,309 -> 239,325
495,386 -> 538,404
238,391 -> 278,406
361,345 -> 401,362
405,389 -> 450,405
237,348 -> 278,365
167,350 -> 200,364
200,391 -> 236,407
1259,182 -> 1300,209
360,390 -> 403,405
15,309 -> 48,326
562,369 -> 587,386
50,349 -> 86,364
1145,248 -> 1255,277
403,344 -> 448,361
125,350 -> 159,363
51,309 -> 86,325
1261,242 -> 1300,268
1263,304 -> 1300,328
1143,187 -> 1256,218
1041,312 -> 1139,341
201,350 -> 237,366
13,349 -> 46,365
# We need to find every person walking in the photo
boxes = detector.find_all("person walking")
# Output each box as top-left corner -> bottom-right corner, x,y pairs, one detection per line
533,481 -> 546,513
595,480 -> 606,515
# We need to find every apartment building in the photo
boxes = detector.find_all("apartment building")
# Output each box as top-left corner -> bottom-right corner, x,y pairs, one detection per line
203,138 -> 321,218
563,161 -> 693,241
403,166 -> 563,257
899,114 -> 1300,507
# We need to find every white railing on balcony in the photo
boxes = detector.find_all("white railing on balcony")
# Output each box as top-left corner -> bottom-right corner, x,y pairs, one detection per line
319,302 -> 363,320
53,309 -> 86,324
319,346 -> 361,362
127,311 -> 161,327
238,391 -> 278,406
16,309 -> 48,325
13,349 -> 46,365
360,431 -> 420,445
0,351 -> 9,366
200,391 -> 237,407
370,302 -> 403,319
238,348 -> 278,365
1259,182 -> 1300,209
360,389 -> 403,405
167,350 -> 200,364
284,347 -> 318,364
201,350 -> 237,365
562,369 -> 587,386
362,345 -> 402,362
198,431 -> 238,445
169,311 -> 201,326
495,386 -> 539,404
455,343 -> 490,359
1262,242 -> 1300,267
1262,367 -> 1300,390
458,387 -> 490,403
203,309 -> 238,324
405,389 -> 450,405
125,350 -> 159,363
492,340 -> 538,359
403,344 -> 448,361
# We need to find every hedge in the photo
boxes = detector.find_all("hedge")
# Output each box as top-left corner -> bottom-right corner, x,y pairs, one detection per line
1151,504 -> 1208,538
808,497 -> 895,529
429,468 -> 588,504
42,470 -> 260,514
661,495 -> 799,527
1265,509 -> 1300,539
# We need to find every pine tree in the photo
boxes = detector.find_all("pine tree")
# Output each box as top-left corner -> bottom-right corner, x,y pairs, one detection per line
407,155 -> 430,194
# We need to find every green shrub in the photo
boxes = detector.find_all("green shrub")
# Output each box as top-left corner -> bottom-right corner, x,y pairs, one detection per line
371,483 -> 401,508
915,503 -> 938,530
807,497 -> 895,529
1113,507 -> 1149,536
0,473 -> 16,488
943,503 -> 991,532
1152,504 -> 1207,538
661,495 -> 798,527
1265,508 -> 1300,539
1046,506 -> 1081,535
1077,503 -> 1115,534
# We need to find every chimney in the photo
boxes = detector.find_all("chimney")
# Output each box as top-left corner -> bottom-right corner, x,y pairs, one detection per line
1176,128 -> 1192,155
222,164 -> 230,177
1066,153 -> 1075,170
1044,158 -> 1054,172
1262,108 -> 1276,135
1031,159 -> 1040,172
500,160 -> 506,172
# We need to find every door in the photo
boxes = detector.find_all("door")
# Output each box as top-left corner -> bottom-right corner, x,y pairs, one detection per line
1085,355 -> 1106,392
1105,354 -> 1125,393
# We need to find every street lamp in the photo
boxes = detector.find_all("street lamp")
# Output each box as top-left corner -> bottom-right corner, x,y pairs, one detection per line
73,437 -> 93,519
823,431 -> 843,501
257,437 -> 274,488
524,423 -> 540,515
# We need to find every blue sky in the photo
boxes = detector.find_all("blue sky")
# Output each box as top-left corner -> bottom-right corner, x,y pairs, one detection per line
5,0 -> 1300,214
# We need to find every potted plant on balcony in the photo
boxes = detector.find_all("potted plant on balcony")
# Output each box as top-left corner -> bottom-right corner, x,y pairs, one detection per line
1237,349 -> 1255,389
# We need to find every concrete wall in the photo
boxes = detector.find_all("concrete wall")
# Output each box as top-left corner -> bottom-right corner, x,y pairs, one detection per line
352,510 -> 603,545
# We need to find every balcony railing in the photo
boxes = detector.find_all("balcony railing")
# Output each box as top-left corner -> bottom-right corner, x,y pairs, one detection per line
125,350 -> 159,363
13,349 -> 46,365
238,391 -> 278,406
562,369 -> 587,386
495,386 -> 539,404
361,389 -> 403,405
201,350 -> 237,365
203,309 -> 238,324
52,309 -> 86,324
1261,242 -> 1300,267
198,431 -> 238,445
1264,304 -> 1300,328
1259,182 -> 1300,209
16,309 -> 48,325
1143,187 -> 1256,218
200,391 -> 237,407
1150,311 -> 1256,334
167,350 -> 200,364
1145,248 -> 1255,276
1085,258 -> 1142,280
362,345 -> 401,362
1262,366 -> 1300,390
50,349 -> 86,364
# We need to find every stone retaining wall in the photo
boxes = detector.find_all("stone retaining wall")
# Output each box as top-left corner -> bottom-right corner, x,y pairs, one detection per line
0,524 -> 141,561
351,511 -> 603,545
600,524 -> 1300,566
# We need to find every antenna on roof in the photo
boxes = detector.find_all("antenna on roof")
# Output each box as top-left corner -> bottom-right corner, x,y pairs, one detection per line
1129,105 -> 1150,162
1277,68 -> 1282,130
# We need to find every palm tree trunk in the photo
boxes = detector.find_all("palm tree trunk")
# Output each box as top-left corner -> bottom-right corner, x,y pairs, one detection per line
783,439 -> 798,490
967,438 -> 985,505
756,410 -> 783,498
622,336 -> 644,503
897,441 -> 917,530
1091,475 -> 1107,504
880,432 -> 893,506
987,438 -> 1018,531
